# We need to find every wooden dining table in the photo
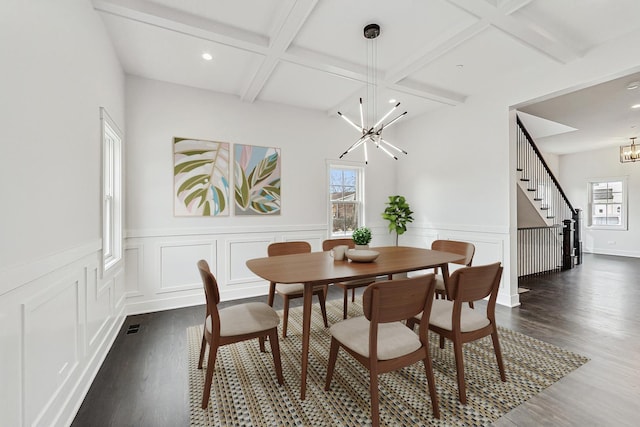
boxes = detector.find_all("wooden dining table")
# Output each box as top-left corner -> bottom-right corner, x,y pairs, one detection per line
246,245 -> 465,399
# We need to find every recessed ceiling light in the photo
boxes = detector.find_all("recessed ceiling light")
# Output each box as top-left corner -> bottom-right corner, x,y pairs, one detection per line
456,64 -> 464,68
388,98 -> 396,103
202,52 -> 213,61
632,104 -> 640,109
627,81 -> 640,90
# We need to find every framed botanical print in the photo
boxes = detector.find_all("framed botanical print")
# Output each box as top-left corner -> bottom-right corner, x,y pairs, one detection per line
234,144 -> 281,215
174,137 -> 230,216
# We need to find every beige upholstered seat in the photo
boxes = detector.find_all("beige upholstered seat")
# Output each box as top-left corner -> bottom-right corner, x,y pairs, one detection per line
267,241 -> 329,337
274,283 -> 305,294
197,260 -> 283,409
325,275 -> 440,427
322,238 -> 376,319
207,302 -> 280,337
414,299 -> 490,332
409,262 -> 505,404
329,316 -> 422,360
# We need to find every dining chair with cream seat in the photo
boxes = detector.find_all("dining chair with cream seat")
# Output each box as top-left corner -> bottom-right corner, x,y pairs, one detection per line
431,240 -> 475,300
408,262 -> 506,404
325,274 -> 440,426
267,241 -> 329,338
322,238 -> 377,319
196,260 -> 284,409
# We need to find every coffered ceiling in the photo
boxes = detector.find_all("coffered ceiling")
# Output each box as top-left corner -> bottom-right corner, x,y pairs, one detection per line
94,0 -> 640,152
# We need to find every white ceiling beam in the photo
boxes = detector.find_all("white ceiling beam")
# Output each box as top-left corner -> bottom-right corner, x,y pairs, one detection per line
280,46 -> 467,115
444,0 -> 580,64
385,21 -> 490,84
92,0 -> 269,53
324,78 -> 466,117
283,46 -> 369,83
240,0 -> 319,102
389,81 -> 467,106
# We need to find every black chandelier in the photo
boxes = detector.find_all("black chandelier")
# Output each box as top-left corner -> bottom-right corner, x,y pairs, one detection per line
337,24 -> 407,164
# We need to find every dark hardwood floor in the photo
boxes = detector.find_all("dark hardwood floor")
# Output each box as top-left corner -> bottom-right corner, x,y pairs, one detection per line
71,254 -> 640,426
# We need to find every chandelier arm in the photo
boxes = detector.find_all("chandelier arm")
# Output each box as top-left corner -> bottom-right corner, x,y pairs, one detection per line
359,98 -> 364,130
373,102 -> 400,130
377,143 -> 398,160
363,139 -> 369,164
380,111 -> 408,131
339,135 -> 368,159
379,138 -> 408,155
338,112 -> 365,134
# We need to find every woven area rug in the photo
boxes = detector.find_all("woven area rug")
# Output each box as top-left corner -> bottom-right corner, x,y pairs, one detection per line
188,300 -> 588,426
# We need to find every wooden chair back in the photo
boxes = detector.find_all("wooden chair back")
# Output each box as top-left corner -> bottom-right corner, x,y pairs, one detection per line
322,238 -> 355,251
431,240 -> 475,266
363,274 -> 436,324
197,260 -> 220,305
449,262 -> 503,304
197,259 -> 221,336
268,241 -> 311,257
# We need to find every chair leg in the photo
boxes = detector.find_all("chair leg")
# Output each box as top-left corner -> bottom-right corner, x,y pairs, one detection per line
258,336 -> 266,352
422,357 -> 440,419
317,289 -> 329,328
342,288 -> 348,319
369,370 -> 380,427
324,337 -> 340,390
201,342 -> 219,409
282,296 -> 290,338
351,287 -> 356,302
452,339 -> 467,404
268,329 -> 285,385
439,334 -> 445,349
198,334 -> 207,369
491,328 -> 507,382
267,282 -> 276,307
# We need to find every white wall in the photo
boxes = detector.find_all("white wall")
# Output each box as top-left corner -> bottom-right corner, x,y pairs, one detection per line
0,1 -> 125,426
396,95 -> 516,306
395,28 -> 640,307
560,146 -> 640,257
123,76 -> 397,313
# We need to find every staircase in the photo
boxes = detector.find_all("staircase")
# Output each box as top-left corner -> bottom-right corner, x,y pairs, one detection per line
516,116 -> 582,277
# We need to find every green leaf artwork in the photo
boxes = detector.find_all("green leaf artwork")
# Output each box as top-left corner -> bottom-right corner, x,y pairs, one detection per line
174,137 -> 230,216
234,144 -> 281,215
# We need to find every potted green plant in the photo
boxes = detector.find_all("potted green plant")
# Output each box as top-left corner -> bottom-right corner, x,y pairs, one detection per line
352,226 -> 372,249
382,195 -> 414,246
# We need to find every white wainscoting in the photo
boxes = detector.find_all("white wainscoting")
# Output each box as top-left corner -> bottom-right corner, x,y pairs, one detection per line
402,223 -> 518,308
123,223 -> 517,317
123,225 -> 329,315
0,241 -> 126,427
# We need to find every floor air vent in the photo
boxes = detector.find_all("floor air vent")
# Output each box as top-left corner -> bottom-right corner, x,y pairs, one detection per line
126,324 -> 140,334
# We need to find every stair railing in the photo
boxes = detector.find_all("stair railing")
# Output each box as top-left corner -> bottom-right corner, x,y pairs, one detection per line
516,116 -> 582,271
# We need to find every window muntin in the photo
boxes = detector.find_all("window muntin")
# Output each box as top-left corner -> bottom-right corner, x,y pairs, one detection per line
329,164 -> 364,237
588,178 -> 627,230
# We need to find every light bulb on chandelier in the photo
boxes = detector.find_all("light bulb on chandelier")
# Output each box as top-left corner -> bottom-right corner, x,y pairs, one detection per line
337,23 -> 408,164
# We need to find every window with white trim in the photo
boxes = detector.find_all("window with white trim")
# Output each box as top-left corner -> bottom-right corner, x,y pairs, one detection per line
101,108 -> 123,272
588,177 -> 627,230
328,163 -> 364,237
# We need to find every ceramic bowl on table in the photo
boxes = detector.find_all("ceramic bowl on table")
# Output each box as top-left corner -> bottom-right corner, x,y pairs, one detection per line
345,249 -> 380,263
